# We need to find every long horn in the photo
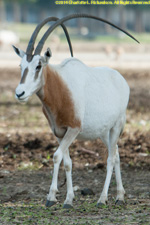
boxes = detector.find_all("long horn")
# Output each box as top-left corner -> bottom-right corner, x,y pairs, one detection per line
26,16 -> 73,61
35,13 -> 140,55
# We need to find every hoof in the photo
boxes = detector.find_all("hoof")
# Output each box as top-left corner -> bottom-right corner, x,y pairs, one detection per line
115,200 -> 125,205
45,200 -> 56,207
63,204 -> 73,209
97,202 -> 106,208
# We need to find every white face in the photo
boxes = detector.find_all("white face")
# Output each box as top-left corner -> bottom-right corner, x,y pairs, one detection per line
13,46 -> 51,103
16,55 -> 44,102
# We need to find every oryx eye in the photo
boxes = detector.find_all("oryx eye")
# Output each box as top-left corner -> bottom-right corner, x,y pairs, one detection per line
36,65 -> 42,71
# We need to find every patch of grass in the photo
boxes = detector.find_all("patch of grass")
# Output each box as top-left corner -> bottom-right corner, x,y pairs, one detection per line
0,199 -> 150,225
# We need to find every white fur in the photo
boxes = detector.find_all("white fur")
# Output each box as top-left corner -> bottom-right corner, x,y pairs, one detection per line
15,55 -> 44,102
14,48 -> 129,207
54,58 -> 129,141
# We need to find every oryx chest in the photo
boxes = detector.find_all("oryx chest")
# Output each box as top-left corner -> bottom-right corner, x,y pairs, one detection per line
42,104 -> 67,139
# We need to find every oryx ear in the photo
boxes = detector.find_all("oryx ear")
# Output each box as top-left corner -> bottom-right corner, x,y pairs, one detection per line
42,48 -> 52,65
41,48 -> 52,66
12,45 -> 25,58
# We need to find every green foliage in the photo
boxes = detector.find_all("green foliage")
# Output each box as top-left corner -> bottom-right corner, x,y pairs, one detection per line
0,200 -> 150,224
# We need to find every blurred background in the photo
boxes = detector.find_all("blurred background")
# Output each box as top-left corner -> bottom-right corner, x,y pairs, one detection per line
0,0 -> 150,68
0,0 -> 150,172
0,2 -> 150,222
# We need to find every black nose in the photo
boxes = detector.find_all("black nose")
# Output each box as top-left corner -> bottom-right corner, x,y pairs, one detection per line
16,91 -> 25,98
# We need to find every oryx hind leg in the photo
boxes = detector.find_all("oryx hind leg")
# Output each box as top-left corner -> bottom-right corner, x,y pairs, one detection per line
115,114 -> 126,204
97,113 -> 126,206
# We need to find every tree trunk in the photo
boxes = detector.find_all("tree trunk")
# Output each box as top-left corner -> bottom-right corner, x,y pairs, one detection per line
13,0 -> 21,23
135,8 -> 143,33
119,6 -> 126,29
21,4 -> 28,23
0,0 -> 6,25
104,8 -> 112,34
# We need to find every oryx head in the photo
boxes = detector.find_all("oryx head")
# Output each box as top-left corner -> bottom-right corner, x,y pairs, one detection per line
13,46 -> 52,102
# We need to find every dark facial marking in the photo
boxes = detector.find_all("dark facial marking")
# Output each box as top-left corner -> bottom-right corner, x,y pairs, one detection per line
36,61 -> 42,71
20,67 -> 28,84
34,61 -> 42,80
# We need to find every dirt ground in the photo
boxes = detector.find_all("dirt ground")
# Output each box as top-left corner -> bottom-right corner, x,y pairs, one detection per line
0,61 -> 150,224
0,168 -> 150,224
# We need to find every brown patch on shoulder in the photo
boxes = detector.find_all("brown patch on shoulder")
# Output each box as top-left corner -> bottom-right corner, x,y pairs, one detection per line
43,66 -> 81,128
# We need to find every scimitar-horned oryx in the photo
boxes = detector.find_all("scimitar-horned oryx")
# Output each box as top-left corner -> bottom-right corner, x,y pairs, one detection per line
13,14 -> 139,209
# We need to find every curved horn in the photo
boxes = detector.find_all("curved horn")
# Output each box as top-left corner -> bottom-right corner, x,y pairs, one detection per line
35,13 -> 140,55
26,16 -> 73,60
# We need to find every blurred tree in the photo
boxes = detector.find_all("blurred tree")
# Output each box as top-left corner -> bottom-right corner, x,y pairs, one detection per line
7,0 -> 57,22
13,0 -> 21,22
119,6 -> 126,30
0,0 -> 6,25
1,0 -> 150,33
126,3 -> 150,32
135,7 -> 143,33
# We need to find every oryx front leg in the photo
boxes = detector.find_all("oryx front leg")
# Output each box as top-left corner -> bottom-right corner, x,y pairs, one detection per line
46,127 -> 80,207
46,148 -> 63,207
